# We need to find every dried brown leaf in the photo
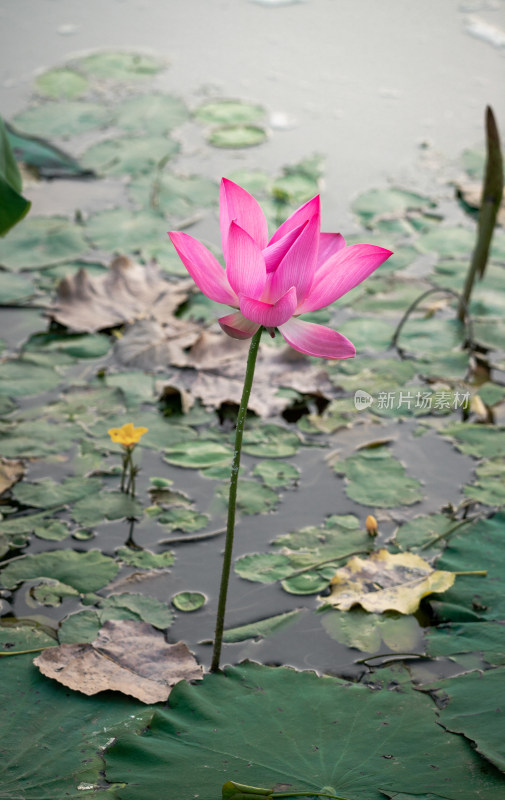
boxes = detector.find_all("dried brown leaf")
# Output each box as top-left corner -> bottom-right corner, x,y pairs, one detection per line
323,549 -> 455,615
34,619 -> 203,703
0,458 -> 25,495
48,256 -> 193,332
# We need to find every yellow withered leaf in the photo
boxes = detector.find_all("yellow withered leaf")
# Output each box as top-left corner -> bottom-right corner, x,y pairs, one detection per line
323,549 -> 455,615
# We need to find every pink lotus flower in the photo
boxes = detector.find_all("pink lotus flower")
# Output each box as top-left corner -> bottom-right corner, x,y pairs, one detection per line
169,179 -> 392,358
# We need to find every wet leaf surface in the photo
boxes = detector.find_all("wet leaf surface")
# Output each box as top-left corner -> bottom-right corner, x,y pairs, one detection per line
104,661 -> 505,799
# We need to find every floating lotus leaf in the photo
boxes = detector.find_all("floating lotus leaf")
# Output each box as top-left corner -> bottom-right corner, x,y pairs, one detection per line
463,458 -> 505,506
86,207 -> 176,260
115,547 -> 175,569
429,667 -> 505,773
442,423 -> 505,458
114,93 -> 188,133
0,622 -> 56,653
12,476 -> 102,509
335,447 -> 424,507
194,100 -> 265,125
35,68 -> 89,99
222,609 -> 303,642
129,172 -> 217,217
352,187 -> 435,222
78,51 -> 164,80
324,549 -> 455,614
0,418 -> 80,457
12,101 -> 111,138
0,651 -> 152,797
207,124 -> 267,148
172,592 -> 206,612
164,439 -> 233,469
81,135 -> 179,176
431,513 -> 505,622
416,226 -> 475,257
0,272 -> 35,304
0,549 -> 118,593
217,479 -> 279,515
426,621 -> 505,667
321,608 -> 422,653
157,507 -> 209,532
104,660 -> 505,799
71,491 -> 142,526
252,460 -> 299,487
0,216 -> 88,271
241,423 -> 300,457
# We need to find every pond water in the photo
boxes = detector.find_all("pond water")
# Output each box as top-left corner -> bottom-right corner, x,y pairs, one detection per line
1,0 -> 505,682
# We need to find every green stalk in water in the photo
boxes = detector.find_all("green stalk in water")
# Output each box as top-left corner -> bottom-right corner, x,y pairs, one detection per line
458,106 -> 503,322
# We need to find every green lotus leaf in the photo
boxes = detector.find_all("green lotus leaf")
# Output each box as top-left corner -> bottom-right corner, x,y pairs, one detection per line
12,102 -> 111,138
35,68 -> 89,99
207,124 -> 267,149
81,135 -> 179,176
335,447 -> 424,507
0,549 -> 118,593
194,100 -> 265,125
104,660 -> 505,799
172,592 -> 206,613
115,547 -> 175,569
0,216 -> 88,271
78,51 -> 164,80
115,93 -> 188,134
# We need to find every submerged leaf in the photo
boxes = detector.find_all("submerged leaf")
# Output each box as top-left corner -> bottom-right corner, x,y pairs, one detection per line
324,549 -> 455,614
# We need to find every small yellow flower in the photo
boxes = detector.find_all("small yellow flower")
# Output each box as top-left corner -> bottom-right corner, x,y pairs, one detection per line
108,423 -> 148,447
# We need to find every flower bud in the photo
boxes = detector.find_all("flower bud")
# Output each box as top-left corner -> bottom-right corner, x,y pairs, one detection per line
366,514 -> 378,537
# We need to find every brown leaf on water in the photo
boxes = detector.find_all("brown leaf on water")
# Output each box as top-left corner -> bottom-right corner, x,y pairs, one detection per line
34,619 -> 203,703
323,549 -> 455,615
48,256 -> 193,332
0,458 -> 25,496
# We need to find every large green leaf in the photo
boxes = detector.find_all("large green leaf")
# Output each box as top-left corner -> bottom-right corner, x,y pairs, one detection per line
85,207 -> 169,259
442,424 -> 505,458
431,513 -> 505,622
0,549 -> 119,593
335,448 -> 424,507
12,476 -> 102,509
115,93 -> 188,133
81,135 -> 179,176
426,622 -> 505,666
104,661 -> 505,799
0,216 -> 87,270
35,68 -> 89,99
0,116 -> 31,236
12,101 -> 111,138
78,51 -> 164,80
430,668 -> 505,772
0,653 -> 151,798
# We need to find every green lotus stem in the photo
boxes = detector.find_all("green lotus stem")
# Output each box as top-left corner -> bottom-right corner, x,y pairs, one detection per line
222,782 -> 350,800
458,106 -> 503,322
419,514 -> 481,550
283,550 -> 370,581
454,570 -> 487,576
211,328 -> 262,673
0,646 -> 54,656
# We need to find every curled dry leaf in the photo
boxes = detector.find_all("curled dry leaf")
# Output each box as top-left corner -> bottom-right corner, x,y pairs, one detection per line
48,256 -> 193,332
0,458 -> 25,495
323,549 -> 455,615
167,331 -> 335,417
34,619 -> 203,703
